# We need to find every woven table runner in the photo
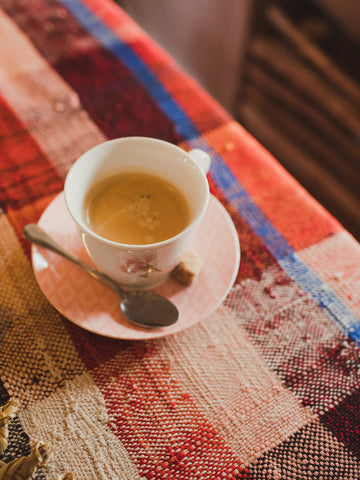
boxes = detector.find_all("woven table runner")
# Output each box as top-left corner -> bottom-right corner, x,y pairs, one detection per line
0,1 -> 359,478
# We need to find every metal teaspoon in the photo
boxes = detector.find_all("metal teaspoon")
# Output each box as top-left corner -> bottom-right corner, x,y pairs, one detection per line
23,224 -> 179,329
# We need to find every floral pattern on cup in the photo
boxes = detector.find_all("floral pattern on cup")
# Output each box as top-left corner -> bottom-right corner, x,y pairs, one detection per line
116,252 -> 161,278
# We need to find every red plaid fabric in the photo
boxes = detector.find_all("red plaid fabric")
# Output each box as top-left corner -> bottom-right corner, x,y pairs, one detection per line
0,1 -> 359,479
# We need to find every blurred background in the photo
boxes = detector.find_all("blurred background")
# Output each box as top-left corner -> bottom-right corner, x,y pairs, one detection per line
116,0 -> 360,241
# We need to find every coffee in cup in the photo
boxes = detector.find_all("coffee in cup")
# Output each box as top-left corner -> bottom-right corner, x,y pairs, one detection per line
84,171 -> 191,245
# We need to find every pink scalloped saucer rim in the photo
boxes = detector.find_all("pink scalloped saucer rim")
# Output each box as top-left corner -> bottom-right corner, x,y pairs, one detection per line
31,192 -> 240,340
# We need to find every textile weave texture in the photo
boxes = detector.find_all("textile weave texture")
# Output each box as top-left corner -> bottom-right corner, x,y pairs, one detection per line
0,0 -> 359,479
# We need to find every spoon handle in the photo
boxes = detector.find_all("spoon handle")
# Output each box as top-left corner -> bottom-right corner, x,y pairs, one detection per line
23,224 -> 124,298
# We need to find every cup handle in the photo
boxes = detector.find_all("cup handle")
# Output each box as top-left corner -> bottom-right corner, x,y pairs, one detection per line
188,149 -> 211,175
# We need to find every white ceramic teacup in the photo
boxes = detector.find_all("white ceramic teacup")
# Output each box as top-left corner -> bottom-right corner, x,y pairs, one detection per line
64,137 -> 210,290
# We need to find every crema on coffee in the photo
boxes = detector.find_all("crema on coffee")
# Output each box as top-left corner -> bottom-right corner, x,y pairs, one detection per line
84,171 -> 190,245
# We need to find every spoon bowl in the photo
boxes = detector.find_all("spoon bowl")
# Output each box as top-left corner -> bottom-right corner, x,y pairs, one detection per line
23,224 -> 179,329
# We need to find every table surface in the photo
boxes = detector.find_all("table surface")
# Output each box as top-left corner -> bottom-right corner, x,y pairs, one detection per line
0,1 -> 359,479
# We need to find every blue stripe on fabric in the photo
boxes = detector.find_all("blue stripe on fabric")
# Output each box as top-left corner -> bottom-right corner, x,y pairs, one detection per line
59,0 -> 360,342
187,137 -> 360,342
279,253 -> 360,340
348,321 -> 360,343
58,0 -> 198,140
187,137 -> 294,259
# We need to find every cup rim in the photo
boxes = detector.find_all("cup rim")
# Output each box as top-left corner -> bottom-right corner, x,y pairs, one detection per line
64,136 -> 210,250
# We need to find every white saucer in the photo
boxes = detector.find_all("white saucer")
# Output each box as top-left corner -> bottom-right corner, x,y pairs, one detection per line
32,192 -> 240,339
